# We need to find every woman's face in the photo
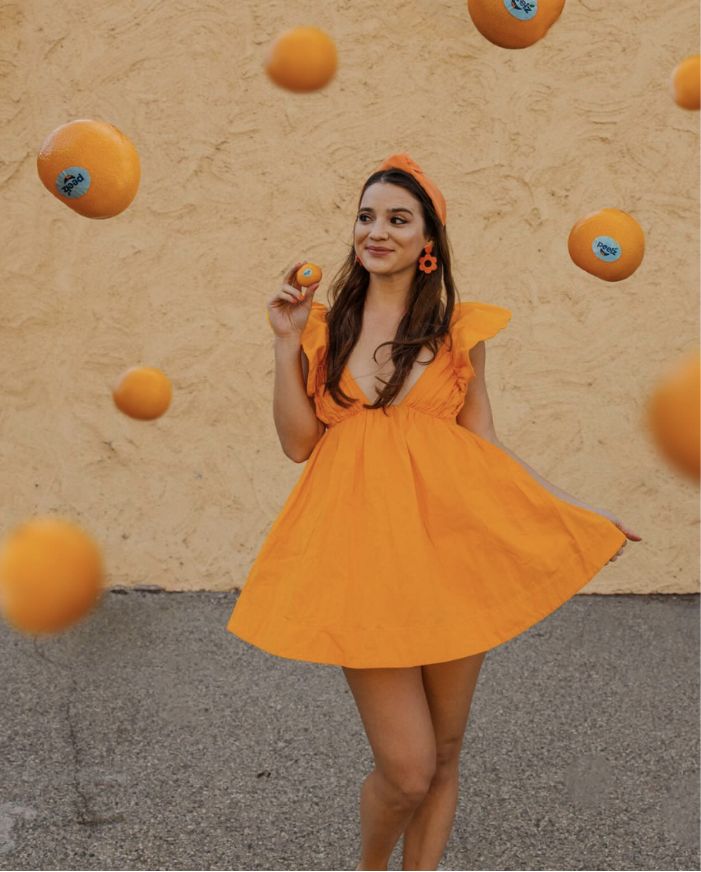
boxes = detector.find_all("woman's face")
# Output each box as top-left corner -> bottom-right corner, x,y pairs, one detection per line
354,182 -> 429,274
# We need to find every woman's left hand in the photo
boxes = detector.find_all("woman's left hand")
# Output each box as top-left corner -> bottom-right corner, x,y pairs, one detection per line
594,507 -> 643,562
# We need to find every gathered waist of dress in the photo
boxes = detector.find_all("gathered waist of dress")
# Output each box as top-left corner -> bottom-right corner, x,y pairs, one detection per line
323,405 -> 458,429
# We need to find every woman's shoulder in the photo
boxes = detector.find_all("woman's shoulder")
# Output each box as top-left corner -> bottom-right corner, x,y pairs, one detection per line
450,299 -> 512,323
449,299 -> 512,348
300,302 -> 329,356
303,301 -> 328,331
447,300 -> 512,389
300,302 -> 329,396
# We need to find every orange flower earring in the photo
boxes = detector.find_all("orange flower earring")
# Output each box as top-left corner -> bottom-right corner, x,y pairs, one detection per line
418,241 -> 438,274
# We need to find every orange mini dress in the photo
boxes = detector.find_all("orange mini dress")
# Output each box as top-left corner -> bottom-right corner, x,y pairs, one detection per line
226,300 -> 627,668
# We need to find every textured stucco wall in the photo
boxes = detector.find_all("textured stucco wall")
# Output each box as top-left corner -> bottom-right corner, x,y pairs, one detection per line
0,0 -> 698,593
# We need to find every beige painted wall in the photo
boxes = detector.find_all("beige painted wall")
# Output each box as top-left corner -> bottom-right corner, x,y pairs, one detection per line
0,1 -> 698,594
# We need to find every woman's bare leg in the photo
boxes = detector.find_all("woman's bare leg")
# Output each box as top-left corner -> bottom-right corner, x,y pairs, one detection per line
400,769 -> 460,871
354,767 -> 431,870
342,665 -> 437,871
401,652 -> 487,871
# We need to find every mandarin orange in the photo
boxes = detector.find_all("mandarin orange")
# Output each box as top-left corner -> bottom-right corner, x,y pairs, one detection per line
0,518 -> 104,635
112,366 -> 172,420
37,118 -> 140,218
296,263 -> 322,287
467,0 -> 565,48
264,26 -> 337,92
647,351 -> 700,481
671,55 -> 700,110
568,208 -> 645,281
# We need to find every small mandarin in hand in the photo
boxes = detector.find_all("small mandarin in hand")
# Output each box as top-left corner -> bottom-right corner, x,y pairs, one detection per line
0,517 -> 104,635
113,366 -> 172,420
646,351 -> 700,482
296,262 -> 322,287
671,55 -> 700,110
36,118 -> 140,219
466,0 -> 565,49
264,26 -> 337,92
567,208 -> 645,281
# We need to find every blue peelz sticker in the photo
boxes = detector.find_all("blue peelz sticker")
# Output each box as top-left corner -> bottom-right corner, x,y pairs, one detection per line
592,235 -> 622,262
55,166 -> 91,199
504,0 -> 537,20
301,268 -> 314,279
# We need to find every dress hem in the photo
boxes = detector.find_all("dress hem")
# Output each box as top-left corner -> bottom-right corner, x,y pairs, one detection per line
225,524 -> 627,669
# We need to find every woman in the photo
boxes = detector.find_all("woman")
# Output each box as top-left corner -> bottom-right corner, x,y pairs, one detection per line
227,153 -> 641,871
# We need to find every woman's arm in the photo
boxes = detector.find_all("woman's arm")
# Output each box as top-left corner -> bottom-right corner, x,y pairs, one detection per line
456,340 -> 599,512
488,438 -> 599,512
273,336 -> 325,463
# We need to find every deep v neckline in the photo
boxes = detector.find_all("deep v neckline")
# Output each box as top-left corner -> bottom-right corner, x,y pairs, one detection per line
344,343 -> 444,408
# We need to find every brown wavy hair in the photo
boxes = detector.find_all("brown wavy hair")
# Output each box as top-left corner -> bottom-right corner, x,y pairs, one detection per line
323,166 -> 461,416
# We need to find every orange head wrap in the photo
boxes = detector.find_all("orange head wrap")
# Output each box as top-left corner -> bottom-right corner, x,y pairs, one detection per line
372,152 -> 447,226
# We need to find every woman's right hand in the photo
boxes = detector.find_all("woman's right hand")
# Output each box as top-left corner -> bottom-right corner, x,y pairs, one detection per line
267,260 -> 321,340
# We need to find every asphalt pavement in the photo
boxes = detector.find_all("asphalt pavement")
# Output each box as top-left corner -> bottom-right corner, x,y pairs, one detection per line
1,590 -> 698,871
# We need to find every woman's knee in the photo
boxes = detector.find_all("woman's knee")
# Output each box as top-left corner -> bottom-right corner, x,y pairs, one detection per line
376,760 -> 435,805
342,665 -> 436,801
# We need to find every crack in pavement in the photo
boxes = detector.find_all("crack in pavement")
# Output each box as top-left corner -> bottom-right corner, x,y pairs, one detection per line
31,637 -> 125,828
